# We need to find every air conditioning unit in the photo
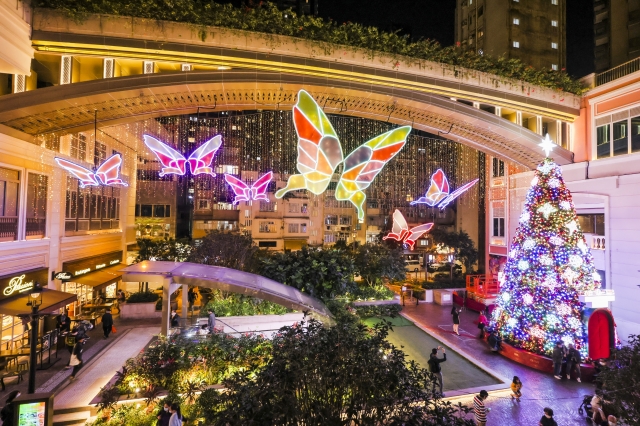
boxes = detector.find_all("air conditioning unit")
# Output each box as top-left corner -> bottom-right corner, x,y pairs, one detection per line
143,61 -> 155,74
60,56 -> 72,85
103,58 -> 115,78
13,75 -> 25,93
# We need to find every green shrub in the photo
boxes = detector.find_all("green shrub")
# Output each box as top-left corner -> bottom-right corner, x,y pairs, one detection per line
199,290 -> 289,317
346,283 -> 395,301
353,304 -> 402,319
87,403 -> 157,426
126,291 -> 160,304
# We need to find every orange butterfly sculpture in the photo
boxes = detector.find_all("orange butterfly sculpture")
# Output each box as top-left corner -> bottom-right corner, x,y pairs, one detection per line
383,209 -> 434,250
275,90 -> 411,222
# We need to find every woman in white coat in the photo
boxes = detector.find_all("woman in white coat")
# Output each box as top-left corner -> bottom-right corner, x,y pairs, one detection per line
169,403 -> 183,426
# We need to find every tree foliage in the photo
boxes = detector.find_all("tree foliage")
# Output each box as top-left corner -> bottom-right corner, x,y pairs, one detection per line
353,243 -> 406,285
257,247 -> 355,299
135,237 -> 192,263
33,0 -> 585,94
430,228 -> 478,272
597,334 -> 640,424
187,230 -> 259,271
199,317 -> 473,425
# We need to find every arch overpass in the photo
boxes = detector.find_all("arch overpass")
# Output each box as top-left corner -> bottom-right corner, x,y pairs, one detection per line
0,10 -> 581,168
120,261 -> 333,335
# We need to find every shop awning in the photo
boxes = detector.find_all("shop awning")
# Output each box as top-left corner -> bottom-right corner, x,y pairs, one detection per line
0,289 -> 77,317
71,265 -> 123,290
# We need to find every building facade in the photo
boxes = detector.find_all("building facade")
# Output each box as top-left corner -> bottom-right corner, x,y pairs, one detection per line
455,0 -> 566,70
594,0 -> 640,73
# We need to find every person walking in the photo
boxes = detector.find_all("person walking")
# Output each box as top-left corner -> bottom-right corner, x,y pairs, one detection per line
169,402 -> 183,426
539,407 -> 558,426
156,401 -> 172,426
207,308 -> 216,333
102,308 -> 114,338
170,310 -> 180,328
552,341 -> 565,379
427,346 -> 447,396
0,390 -> 21,426
510,376 -> 522,402
566,343 -> 582,382
477,311 -> 488,339
473,390 -> 490,426
452,306 -> 461,335
69,336 -> 87,380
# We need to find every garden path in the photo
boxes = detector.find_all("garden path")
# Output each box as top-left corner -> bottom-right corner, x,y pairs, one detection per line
401,303 -> 596,426
53,326 -> 159,409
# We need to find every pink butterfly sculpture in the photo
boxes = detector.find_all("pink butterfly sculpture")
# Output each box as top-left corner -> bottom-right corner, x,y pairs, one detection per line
411,168 -> 479,209
143,135 -> 222,176
224,172 -> 273,204
383,209 -> 433,250
55,154 -> 128,188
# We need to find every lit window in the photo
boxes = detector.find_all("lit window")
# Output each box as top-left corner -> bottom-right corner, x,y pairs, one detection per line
551,64 -> 558,71
551,20 -> 558,27
551,42 -> 558,49
513,18 -> 520,25
551,0 -> 557,4
513,41 -> 520,48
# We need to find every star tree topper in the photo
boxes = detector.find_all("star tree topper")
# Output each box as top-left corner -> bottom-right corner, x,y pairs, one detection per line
539,133 -> 556,157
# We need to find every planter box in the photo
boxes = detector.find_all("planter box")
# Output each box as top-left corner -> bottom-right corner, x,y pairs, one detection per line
120,302 -> 162,319
433,290 -> 453,305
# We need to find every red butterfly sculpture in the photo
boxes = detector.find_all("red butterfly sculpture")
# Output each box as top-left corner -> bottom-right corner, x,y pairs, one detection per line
143,135 -> 222,176
55,154 -> 128,187
411,168 -> 479,209
383,209 -> 433,250
224,172 -> 273,204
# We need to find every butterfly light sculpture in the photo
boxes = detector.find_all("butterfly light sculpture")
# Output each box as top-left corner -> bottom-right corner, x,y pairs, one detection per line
275,90 -> 411,222
410,169 -> 479,209
224,171 -> 273,204
383,209 -> 434,250
55,154 -> 128,187
143,135 -> 222,176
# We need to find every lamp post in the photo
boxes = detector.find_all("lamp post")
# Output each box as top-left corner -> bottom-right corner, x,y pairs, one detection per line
448,253 -> 455,283
26,282 -> 43,394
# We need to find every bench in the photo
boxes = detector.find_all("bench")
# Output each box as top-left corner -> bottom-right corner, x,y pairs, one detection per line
0,370 -> 24,391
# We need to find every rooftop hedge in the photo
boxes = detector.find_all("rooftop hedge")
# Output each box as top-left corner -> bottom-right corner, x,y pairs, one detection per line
32,0 -> 586,95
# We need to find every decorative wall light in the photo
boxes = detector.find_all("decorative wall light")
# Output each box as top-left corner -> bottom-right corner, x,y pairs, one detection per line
224,171 -> 273,204
410,168 -> 478,209
55,154 -> 128,187
143,135 -> 222,176
383,209 -> 434,250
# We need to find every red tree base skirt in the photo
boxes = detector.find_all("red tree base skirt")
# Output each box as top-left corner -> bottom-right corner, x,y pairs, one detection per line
498,341 -> 595,381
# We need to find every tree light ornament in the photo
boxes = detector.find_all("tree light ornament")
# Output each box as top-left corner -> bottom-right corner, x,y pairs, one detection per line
548,178 -> 561,188
531,176 -> 539,186
543,276 -> 559,289
537,203 -> 557,219
559,200 -> 571,210
545,314 -> 560,324
577,240 -> 588,254
592,271 -> 601,282
519,211 -> 530,223
507,318 -> 518,328
556,304 -> 572,316
561,335 -> 574,347
540,255 -> 553,266
509,248 -> 519,258
563,268 -> 578,283
549,235 -> 564,246
565,220 -> 578,235
537,162 -> 555,175
518,260 -> 529,271
568,255 -> 583,269
522,294 -> 534,305
502,292 -> 511,302
522,239 -> 536,250
530,326 -> 546,339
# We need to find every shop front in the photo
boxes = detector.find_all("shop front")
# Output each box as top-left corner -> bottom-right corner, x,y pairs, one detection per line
0,267 -> 77,350
59,251 -> 123,316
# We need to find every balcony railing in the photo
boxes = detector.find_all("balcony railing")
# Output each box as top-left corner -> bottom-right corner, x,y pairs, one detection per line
586,234 -> 606,250
0,217 -> 18,241
596,57 -> 640,86
25,217 -> 46,238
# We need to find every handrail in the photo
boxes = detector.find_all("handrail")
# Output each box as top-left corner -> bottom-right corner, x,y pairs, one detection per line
596,57 -> 640,86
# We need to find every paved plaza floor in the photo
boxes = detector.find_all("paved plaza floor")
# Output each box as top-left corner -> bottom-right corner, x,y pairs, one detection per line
401,302 -> 596,426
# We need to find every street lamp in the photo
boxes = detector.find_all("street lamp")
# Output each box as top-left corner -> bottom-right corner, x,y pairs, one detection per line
26,282 -> 43,394
448,253 -> 455,283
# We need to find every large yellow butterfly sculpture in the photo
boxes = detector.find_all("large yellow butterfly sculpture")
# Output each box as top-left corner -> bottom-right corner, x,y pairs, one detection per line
275,90 -> 411,221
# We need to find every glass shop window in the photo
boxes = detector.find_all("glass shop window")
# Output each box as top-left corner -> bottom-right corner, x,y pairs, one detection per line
612,120 -> 628,156
631,116 -> 640,153
71,133 -> 87,161
596,124 -> 610,158
0,167 -> 20,242
26,173 -> 48,239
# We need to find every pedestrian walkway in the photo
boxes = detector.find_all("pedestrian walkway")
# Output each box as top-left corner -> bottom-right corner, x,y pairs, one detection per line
401,303 -> 594,426
53,326 -> 158,409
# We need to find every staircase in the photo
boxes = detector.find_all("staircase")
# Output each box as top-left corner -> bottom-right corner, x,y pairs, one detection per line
53,406 -> 97,426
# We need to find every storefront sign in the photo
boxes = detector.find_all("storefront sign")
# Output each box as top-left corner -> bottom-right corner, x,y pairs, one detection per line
62,251 -> 123,278
0,268 -> 49,301
52,271 -> 73,281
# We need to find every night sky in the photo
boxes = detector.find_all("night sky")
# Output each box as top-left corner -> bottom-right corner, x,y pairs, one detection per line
318,0 -> 595,78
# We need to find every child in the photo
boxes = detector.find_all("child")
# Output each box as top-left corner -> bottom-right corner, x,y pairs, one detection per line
510,376 -> 522,402
477,311 -> 488,339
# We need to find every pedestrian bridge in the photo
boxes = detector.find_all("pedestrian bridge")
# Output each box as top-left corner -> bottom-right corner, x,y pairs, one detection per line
0,10 -> 581,168
120,261 -> 333,334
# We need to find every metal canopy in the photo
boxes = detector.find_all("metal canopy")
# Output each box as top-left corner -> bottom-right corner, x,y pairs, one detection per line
120,261 -> 333,323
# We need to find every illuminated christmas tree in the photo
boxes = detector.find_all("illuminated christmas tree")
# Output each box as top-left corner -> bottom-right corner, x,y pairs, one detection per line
492,137 -> 601,357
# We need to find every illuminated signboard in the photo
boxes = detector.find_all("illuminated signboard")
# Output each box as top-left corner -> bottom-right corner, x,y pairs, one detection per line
62,251 -> 123,278
275,90 -> 411,222
410,168 -> 479,209
17,401 -> 46,426
382,209 -> 434,250
143,135 -> 222,176
55,154 -> 128,188
0,268 -> 49,301
224,171 -> 273,204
